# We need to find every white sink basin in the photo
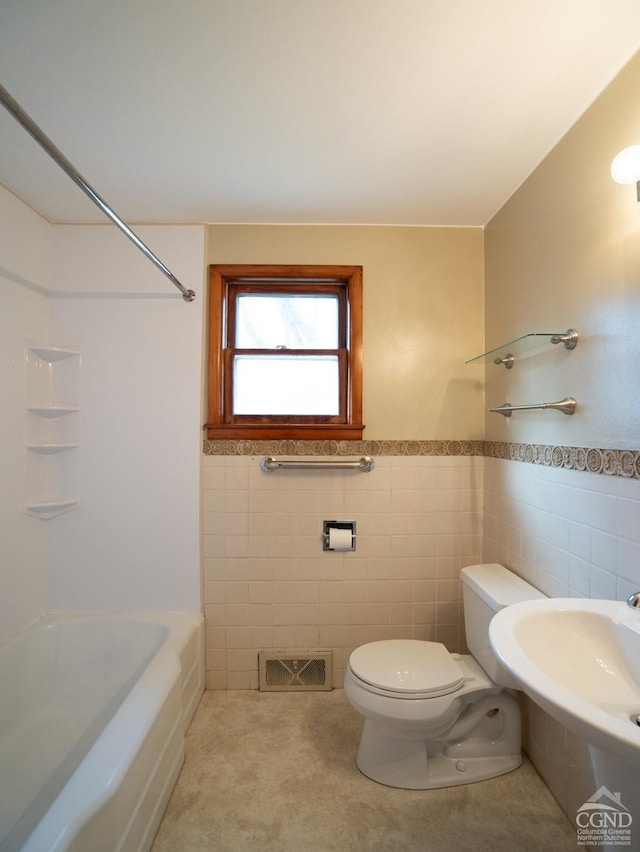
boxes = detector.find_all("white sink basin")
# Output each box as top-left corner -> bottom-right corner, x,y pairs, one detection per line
489,598 -> 640,762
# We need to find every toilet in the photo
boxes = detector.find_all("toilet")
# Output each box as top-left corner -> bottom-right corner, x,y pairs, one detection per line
343,563 -> 545,789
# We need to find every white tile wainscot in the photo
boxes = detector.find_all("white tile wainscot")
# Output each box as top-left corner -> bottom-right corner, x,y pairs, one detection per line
202,453 -> 483,690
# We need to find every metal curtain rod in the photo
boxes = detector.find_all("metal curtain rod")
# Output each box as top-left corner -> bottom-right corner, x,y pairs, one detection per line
0,83 -> 195,303
489,397 -> 577,417
260,456 -> 375,472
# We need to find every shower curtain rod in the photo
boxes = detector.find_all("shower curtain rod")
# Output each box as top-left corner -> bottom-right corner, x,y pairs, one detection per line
0,83 -> 196,303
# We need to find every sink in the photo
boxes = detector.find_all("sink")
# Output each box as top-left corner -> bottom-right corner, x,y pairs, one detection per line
489,598 -> 640,762
490,597 -> 640,845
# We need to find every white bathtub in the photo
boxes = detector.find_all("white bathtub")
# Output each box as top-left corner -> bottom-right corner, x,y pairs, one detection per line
0,612 -> 204,852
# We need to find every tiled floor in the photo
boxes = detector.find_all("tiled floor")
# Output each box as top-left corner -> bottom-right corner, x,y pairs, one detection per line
152,689 -> 577,851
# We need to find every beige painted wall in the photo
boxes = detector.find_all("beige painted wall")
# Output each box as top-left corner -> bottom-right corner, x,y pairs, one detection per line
208,225 -> 485,439
485,51 -> 640,449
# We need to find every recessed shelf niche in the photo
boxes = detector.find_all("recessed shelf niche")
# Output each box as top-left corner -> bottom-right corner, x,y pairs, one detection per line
25,343 -> 81,519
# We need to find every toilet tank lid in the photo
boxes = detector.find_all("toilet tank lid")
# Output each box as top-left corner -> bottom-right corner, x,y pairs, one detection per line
460,563 -> 546,609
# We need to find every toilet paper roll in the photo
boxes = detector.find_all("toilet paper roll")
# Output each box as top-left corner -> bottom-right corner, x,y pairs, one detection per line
329,527 -> 352,551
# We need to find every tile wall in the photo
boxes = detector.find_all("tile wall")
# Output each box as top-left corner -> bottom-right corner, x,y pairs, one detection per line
483,455 -> 640,611
202,452 -> 483,689
483,454 -> 640,819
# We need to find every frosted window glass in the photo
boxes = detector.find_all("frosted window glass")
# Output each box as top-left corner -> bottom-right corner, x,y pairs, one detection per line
236,295 -> 338,349
233,355 -> 339,415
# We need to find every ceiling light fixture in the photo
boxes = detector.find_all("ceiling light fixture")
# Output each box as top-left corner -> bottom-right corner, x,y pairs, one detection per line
610,145 -> 640,201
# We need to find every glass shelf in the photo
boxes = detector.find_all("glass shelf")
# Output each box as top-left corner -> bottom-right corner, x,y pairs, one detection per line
465,329 -> 578,366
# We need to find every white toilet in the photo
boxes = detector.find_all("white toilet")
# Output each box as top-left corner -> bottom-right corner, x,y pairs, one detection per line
344,563 -> 545,789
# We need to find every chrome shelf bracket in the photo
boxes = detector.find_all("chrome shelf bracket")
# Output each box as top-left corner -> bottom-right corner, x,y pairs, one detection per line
493,353 -> 515,369
550,328 -> 579,350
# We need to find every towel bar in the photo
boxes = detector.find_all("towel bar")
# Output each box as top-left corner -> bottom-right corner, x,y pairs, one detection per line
489,397 -> 577,417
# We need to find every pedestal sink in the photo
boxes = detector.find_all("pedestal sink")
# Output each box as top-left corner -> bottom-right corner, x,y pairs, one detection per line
489,598 -> 640,850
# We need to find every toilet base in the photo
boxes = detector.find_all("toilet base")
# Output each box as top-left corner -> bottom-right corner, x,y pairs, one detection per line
353,688 -> 523,789
356,716 -> 522,789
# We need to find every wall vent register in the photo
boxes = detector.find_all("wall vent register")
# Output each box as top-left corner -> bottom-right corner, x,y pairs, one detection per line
258,651 -> 333,691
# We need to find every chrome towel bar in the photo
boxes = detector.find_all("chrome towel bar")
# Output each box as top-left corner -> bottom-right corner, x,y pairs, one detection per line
260,456 -> 375,472
490,397 -> 577,417
0,83 -> 196,303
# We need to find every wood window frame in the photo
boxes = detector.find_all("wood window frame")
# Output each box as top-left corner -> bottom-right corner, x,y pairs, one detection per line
206,264 -> 363,440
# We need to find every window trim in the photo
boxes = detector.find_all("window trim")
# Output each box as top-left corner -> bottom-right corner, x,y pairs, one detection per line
206,264 -> 363,440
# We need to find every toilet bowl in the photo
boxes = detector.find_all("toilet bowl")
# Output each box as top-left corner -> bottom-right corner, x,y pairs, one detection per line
344,563 -> 545,789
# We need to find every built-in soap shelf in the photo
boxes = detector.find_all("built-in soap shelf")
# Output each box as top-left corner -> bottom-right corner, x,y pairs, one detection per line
24,500 -> 80,519
465,329 -> 578,368
26,443 -> 79,454
25,343 -> 81,519
27,406 -> 80,419
27,345 -> 80,362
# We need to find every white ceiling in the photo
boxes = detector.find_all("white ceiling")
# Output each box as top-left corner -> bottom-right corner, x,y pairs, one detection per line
1,1 -> 640,227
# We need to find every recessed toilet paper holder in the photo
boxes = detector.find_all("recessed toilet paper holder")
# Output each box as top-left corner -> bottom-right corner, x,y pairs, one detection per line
323,520 -> 356,551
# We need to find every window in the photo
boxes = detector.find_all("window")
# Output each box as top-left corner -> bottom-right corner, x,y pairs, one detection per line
206,265 -> 363,439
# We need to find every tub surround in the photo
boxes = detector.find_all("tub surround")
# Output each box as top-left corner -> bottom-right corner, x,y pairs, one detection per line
0,195 -> 204,645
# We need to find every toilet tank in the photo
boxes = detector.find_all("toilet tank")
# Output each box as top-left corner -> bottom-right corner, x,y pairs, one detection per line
460,563 -> 546,686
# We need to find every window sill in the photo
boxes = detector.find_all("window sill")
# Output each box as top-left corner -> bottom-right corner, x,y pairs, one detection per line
204,423 -> 364,440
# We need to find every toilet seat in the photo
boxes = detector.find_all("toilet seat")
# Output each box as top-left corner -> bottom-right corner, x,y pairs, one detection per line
348,639 -> 466,699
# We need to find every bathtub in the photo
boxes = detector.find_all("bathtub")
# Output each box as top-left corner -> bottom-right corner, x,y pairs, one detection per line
0,612 -> 204,852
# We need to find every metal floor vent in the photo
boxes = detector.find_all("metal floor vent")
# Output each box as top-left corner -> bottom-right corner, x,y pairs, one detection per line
258,650 -> 332,692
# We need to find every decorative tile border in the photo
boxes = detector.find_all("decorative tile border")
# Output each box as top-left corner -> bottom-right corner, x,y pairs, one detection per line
204,438 -> 640,480
203,439 -> 484,457
484,441 -> 640,479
